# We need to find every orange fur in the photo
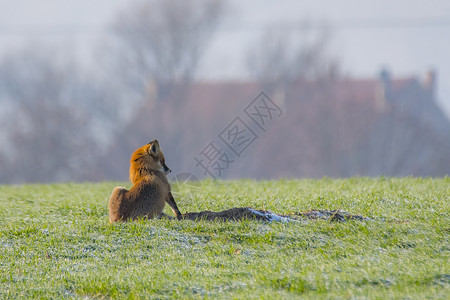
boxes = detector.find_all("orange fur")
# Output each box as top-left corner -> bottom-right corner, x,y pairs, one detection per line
108,140 -> 181,222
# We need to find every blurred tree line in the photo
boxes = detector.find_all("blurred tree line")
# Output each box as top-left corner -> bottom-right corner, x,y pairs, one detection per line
0,0 -> 449,183
0,0 -> 226,183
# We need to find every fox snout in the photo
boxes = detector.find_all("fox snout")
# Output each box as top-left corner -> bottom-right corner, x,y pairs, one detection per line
162,163 -> 171,174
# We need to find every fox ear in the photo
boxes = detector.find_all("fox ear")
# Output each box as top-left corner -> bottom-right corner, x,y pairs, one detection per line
150,142 -> 159,154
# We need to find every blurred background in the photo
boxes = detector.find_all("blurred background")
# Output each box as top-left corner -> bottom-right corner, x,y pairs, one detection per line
0,0 -> 449,183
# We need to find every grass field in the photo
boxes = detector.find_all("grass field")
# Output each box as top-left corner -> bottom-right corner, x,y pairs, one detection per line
0,178 -> 449,299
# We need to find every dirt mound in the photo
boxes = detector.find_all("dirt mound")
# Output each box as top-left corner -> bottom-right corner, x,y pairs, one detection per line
178,207 -> 369,223
291,209 -> 370,222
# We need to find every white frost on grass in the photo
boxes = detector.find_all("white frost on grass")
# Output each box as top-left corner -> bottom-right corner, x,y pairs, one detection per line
247,208 -> 302,224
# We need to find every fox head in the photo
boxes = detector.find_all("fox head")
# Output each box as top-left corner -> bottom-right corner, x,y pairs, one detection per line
130,139 -> 171,184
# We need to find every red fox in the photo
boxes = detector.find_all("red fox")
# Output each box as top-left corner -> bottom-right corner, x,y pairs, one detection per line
108,140 -> 182,222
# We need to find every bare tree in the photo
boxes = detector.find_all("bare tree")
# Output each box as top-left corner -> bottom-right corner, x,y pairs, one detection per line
244,22 -> 345,177
0,48 -> 104,183
246,21 -> 339,92
107,0 -> 226,101
92,0 -> 227,180
348,104 -> 450,177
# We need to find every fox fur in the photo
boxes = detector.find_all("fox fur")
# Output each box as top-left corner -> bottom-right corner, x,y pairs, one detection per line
108,140 -> 181,222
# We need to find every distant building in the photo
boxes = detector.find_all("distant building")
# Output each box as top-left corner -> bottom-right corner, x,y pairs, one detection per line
99,70 -> 450,180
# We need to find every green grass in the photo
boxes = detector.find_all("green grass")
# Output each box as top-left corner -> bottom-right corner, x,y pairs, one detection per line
0,178 -> 449,299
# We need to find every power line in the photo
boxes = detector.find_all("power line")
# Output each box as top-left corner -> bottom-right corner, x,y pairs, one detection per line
221,17 -> 450,32
0,17 -> 449,37
335,17 -> 450,29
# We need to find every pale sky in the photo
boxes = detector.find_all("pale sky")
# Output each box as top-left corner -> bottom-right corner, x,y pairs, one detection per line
1,0 -> 449,115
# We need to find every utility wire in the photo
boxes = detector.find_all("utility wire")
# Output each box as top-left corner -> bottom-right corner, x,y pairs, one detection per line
0,17 -> 450,36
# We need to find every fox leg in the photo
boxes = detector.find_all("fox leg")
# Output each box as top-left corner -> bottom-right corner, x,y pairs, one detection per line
166,192 -> 182,218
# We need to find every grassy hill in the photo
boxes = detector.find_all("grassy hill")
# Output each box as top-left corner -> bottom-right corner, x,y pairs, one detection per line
0,178 -> 448,298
